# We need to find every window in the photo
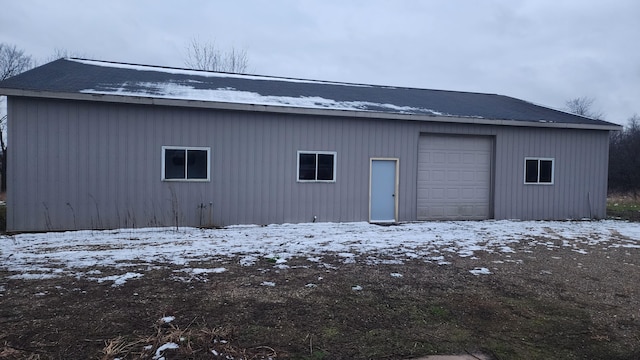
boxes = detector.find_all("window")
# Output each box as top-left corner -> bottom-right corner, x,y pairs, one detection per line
524,158 -> 554,184
162,146 -> 210,181
297,151 -> 336,182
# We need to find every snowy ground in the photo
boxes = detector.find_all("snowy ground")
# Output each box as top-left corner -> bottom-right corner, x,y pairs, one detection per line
2,220 -> 639,287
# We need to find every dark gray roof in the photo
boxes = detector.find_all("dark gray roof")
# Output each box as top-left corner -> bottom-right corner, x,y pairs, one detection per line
0,58 -> 619,129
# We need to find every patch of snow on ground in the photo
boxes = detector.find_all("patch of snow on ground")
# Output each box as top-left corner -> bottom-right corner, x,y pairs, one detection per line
260,281 -> 276,287
189,267 -> 227,274
160,316 -> 175,323
94,272 -> 144,287
153,342 -> 179,360
469,267 -> 492,276
0,220 -> 638,281
8,273 -> 61,280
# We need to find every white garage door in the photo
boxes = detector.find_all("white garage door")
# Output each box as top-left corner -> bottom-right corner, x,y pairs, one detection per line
417,135 -> 492,220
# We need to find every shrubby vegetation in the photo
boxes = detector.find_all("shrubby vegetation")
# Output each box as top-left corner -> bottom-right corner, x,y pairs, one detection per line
608,115 -> 640,197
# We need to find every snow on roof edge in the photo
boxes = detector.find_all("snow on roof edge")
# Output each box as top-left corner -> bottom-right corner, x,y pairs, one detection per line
78,81 -> 445,116
69,58 -> 374,88
68,58 -> 505,96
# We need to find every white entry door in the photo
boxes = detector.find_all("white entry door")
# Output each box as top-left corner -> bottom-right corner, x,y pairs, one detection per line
370,159 -> 398,223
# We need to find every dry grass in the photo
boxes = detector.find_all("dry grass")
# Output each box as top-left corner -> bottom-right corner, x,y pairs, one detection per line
99,319 -> 277,360
608,193 -> 640,221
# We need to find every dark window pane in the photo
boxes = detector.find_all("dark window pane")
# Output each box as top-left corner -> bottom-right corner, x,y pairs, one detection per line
187,150 -> 208,179
317,154 -> 334,180
165,149 -> 186,179
525,159 -> 538,183
539,160 -> 553,183
299,153 -> 317,180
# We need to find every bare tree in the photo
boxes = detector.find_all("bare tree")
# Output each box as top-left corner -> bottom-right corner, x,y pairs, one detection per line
45,48 -> 89,62
184,38 -> 248,73
565,96 -> 604,120
0,43 -> 34,192
0,43 -> 34,81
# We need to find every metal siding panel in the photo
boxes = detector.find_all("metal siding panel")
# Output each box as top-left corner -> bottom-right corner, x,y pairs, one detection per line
342,118 -> 357,221
565,131 -> 579,218
232,113 -> 246,223
279,117 -> 291,223
48,101 -> 68,229
573,132 -> 586,218
5,98 -> 14,230
353,120 -> 369,221
282,116 -> 296,223
214,111 -> 230,226
258,119 -> 269,224
242,115 -> 255,223
596,132 -> 609,217
262,118 -> 276,225
565,132 -> 578,217
491,127 -> 611,220
11,99 -> 211,230
78,104 -> 91,227
7,97 -> 613,231
267,119 -> 278,225
6,98 -> 22,230
26,99 -> 40,230
284,116 -> 298,223
34,102 -> 47,229
398,125 -> 415,221
494,132 -> 509,219
593,132 -> 607,217
130,106 -> 148,227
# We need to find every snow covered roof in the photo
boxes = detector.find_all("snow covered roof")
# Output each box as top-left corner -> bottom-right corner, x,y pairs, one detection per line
0,58 -> 620,130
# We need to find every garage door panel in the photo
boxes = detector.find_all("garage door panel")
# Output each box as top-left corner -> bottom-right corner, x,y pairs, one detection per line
431,170 -> 446,181
431,208 -> 445,217
460,170 -> 475,182
461,188 -> 477,200
447,170 -> 460,181
447,153 -> 461,163
432,152 -> 446,164
417,135 -> 492,220
462,153 -> 477,164
446,188 -> 459,199
430,188 -> 445,199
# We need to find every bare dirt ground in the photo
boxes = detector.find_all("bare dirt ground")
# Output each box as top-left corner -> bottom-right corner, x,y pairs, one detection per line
1,230 -> 639,360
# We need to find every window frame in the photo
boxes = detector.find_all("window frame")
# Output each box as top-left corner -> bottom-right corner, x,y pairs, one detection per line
162,146 -> 211,182
523,157 -> 554,185
296,150 -> 337,183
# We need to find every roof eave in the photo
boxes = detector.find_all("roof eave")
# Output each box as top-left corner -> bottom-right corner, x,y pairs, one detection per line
0,89 -> 623,131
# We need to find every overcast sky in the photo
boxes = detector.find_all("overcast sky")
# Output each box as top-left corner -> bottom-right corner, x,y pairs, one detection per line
1,0 -> 639,125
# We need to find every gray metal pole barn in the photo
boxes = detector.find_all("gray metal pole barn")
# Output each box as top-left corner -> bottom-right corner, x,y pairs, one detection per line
0,59 -> 620,232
